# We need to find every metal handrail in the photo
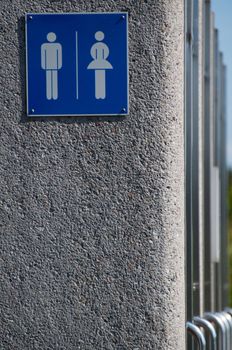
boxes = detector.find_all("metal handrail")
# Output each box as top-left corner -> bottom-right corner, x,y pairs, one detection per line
224,309 -> 232,341
220,312 -> 232,350
216,312 -> 230,350
204,312 -> 226,349
186,322 -> 206,350
224,307 -> 232,316
193,316 -> 217,350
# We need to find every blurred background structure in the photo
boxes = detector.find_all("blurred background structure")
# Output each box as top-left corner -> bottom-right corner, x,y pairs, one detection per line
185,0 -> 232,349
212,1 -> 232,167
212,0 -> 232,308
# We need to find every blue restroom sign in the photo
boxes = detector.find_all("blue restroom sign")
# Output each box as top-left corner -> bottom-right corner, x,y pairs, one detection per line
25,13 -> 129,117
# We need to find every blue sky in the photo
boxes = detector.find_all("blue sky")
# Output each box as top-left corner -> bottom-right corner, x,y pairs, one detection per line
212,0 -> 232,168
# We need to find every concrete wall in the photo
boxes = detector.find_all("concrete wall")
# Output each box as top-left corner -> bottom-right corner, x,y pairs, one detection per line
0,1 -> 185,349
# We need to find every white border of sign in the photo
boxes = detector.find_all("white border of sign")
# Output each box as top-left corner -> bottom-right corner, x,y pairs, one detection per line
25,12 -> 129,117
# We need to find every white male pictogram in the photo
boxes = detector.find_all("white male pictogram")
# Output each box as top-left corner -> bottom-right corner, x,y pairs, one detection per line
41,32 -> 62,100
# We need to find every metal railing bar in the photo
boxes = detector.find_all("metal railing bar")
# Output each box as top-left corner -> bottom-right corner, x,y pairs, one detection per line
186,322 -> 206,350
204,312 -> 226,349
221,312 -> 232,349
193,316 -> 217,350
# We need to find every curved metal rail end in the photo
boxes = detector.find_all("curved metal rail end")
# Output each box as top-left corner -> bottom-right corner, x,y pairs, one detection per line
218,311 -> 232,349
204,312 -> 227,349
225,307 -> 232,316
193,316 -> 217,350
186,322 -> 206,350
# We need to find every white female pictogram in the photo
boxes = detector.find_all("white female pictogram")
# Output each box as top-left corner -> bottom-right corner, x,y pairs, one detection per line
41,32 -> 62,100
87,31 -> 113,99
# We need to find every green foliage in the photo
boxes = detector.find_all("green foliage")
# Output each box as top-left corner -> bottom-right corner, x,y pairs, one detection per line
228,170 -> 232,305
228,171 -> 232,218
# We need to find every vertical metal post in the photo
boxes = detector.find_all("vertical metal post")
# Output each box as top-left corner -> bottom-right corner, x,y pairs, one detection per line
192,0 -> 201,317
212,28 -> 222,312
185,0 -> 194,325
203,0 -> 213,312
220,60 -> 228,308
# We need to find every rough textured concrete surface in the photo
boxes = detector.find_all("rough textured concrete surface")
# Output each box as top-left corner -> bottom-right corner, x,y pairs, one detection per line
0,1 -> 185,349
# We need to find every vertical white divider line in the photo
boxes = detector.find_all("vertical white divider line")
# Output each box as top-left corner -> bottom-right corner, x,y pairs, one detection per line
76,31 -> 79,99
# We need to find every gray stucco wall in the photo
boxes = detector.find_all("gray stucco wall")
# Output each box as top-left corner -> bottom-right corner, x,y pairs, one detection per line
0,1 -> 185,349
